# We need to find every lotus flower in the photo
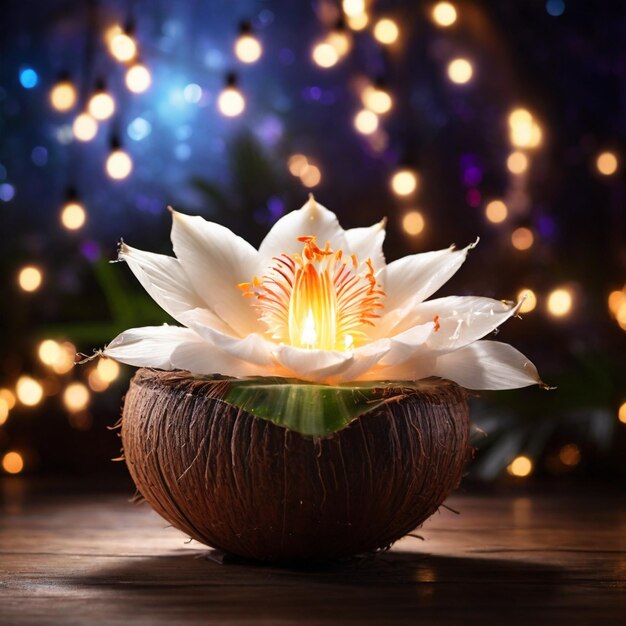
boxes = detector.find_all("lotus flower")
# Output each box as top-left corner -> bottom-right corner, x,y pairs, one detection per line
104,196 -> 542,388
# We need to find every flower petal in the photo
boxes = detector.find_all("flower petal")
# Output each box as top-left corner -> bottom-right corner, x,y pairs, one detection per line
433,340 -> 541,390
257,195 -> 348,271
103,325 -> 204,369
392,296 -> 520,351
377,241 -> 478,335
344,218 -> 387,271
170,341 -> 267,377
273,344 -> 353,383
119,243 -> 235,334
379,321 -> 435,366
170,209 -> 260,336
334,339 -> 391,382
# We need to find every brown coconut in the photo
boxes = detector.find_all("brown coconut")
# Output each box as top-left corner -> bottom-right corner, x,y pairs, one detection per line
121,368 -> 470,562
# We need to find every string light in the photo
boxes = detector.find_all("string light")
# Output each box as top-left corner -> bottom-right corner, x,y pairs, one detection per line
346,12 -> 369,30
96,358 -> 120,383
217,74 -> 246,117
63,382 -> 90,412
517,288 -> 537,313
507,151 -> 529,174
353,109 -> 378,135
125,63 -> 152,93
18,265 -> 42,292
507,455 -> 533,477
432,2 -> 457,27
342,0 -> 365,16
547,287 -> 573,317
49,78 -> 77,112
485,199 -> 508,223
327,24 -> 352,57
61,201 -> 86,230
0,389 -> 16,410
373,18 -> 399,45
391,169 -> 418,196
2,451 -> 24,475
447,58 -> 473,84
312,42 -> 339,68
88,86 -> 115,121
509,108 -> 542,149
108,27 -> 137,62
618,402 -> 626,424
234,23 -> 263,64
288,154 -> 309,177
38,339 -> 62,366
16,376 -> 43,407
596,151 -> 618,176
72,113 -> 98,142
300,164 -> 322,188
361,85 -> 393,114
511,227 -> 534,250
402,211 -> 425,235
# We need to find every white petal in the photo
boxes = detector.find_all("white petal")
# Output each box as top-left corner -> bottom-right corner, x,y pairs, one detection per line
103,325 -> 204,369
377,241 -> 478,335
344,218 -> 387,271
392,296 -> 520,351
334,339 -> 391,382
379,322 -> 435,366
180,308 -> 275,366
119,243 -> 234,334
170,341 -> 268,377
273,344 -> 353,383
433,340 -> 541,390
170,209 -> 260,336
257,195 -> 348,270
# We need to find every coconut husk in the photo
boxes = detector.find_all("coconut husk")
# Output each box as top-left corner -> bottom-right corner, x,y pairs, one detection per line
121,368 -> 470,562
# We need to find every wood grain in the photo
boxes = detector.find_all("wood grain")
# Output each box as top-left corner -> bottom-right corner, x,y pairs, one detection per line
1,479 -> 625,625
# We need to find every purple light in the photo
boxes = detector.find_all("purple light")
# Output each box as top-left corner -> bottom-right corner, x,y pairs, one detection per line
466,188 -> 481,207
80,240 -> 101,262
463,165 -> 483,187
537,215 -> 557,237
267,196 -> 285,220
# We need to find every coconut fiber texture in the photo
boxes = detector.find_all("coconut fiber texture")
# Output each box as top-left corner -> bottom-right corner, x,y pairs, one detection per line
121,369 -> 471,562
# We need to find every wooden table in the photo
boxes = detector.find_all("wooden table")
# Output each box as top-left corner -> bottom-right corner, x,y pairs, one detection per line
1,479 -> 624,625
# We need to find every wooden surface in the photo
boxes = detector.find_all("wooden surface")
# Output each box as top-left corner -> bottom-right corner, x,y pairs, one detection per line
1,480 -> 624,625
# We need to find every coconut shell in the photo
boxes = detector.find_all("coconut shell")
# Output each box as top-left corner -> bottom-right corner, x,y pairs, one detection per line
121,368 -> 470,562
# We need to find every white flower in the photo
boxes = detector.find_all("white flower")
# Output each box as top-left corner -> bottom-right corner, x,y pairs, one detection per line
104,196 -> 542,389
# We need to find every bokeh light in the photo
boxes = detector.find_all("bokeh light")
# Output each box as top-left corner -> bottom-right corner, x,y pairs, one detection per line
511,227 -> 534,250
2,451 -> 24,474
106,149 -> 133,180
447,58 -> 473,84
109,31 -> 137,62
507,151 -> 529,174
547,287 -> 573,317
373,18 -> 399,45
235,34 -> 263,64
0,389 -> 16,410
509,108 -> 542,149
362,85 -> 393,114
125,64 -> 152,93
507,455 -> 533,477
217,86 -> 246,117
485,199 -> 508,223
300,164 -> 322,188
559,444 -> 581,467
88,91 -> 115,121
50,80 -> 77,112
63,382 -> 90,412
19,67 -> 38,89
353,109 -> 378,135
0,398 -> 9,425
288,154 -> 309,177
96,358 -> 120,383
618,402 -> 626,424
517,288 -> 537,313
346,12 -> 368,30
432,2 -> 457,27
312,42 -> 339,68
391,169 -> 418,196
596,151 -> 618,176
38,339 -> 61,366
16,376 -> 43,406
72,113 -> 98,142
60,202 -> 86,230
18,266 -> 43,292
402,211 -> 425,235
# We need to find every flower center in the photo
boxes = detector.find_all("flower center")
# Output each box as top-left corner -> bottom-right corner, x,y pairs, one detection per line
239,236 -> 385,351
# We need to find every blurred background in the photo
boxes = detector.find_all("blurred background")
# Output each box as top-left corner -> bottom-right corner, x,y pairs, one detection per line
0,0 -> 624,487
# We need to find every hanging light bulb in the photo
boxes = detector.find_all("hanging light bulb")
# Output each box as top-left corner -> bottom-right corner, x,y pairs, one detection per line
72,113 -> 98,142
107,23 -> 137,62
60,187 -> 86,230
217,73 -> 246,117
312,41 -> 339,68
391,168 -> 419,196
49,74 -> 77,112
106,138 -> 133,180
88,80 -> 115,120
125,62 -> 152,93
373,18 -> 399,45
234,22 -> 263,64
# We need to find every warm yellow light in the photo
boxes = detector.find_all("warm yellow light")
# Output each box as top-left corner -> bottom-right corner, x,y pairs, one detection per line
608,289 -> 626,315
617,304 -> 626,331
343,0 -> 365,16
312,42 -> 339,68
547,288 -> 573,317
485,199 -> 508,223
619,402 -> 626,424
288,154 -> 309,177
300,164 -> 322,188
447,58 -> 473,84
96,358 -> 120,383
402,211 -> 425,235
217,86 -> 246,117
507,151 -> 529,174
511,227 -> 534,251
0,398 -> 9,425
354,109 -> 379,135
2,451 -> 24,475
373,18 -> 399,45
391,169 -> 418,196
88,369 -> 109,392
507,455 -> 533,477
16,376 -> 43,407
18,266 -> 42,292
347,12 -> 369,30
63,382 -> 90,412
362,85 -> 393,114
51,342 -> 76,374
509,108 -> 538,148
88,92 -> 115,121
50,81 -> 77,112
327,31 -> 352,57
0,389 -> 16,410
38,339 -> 61,366
235,34 -> 263,63
109,32 -> 137,62
125,64 -> 152,93
596,151 -> 618,176
432,2 -> 457,27
517,289 -> 537,313
61,202 -> 86,230
72,113 -> 98,142
559,444 -> 581,467
106,149 -> 133,180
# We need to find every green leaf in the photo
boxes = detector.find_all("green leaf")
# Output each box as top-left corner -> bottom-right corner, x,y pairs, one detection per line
222,377 -> 418,437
